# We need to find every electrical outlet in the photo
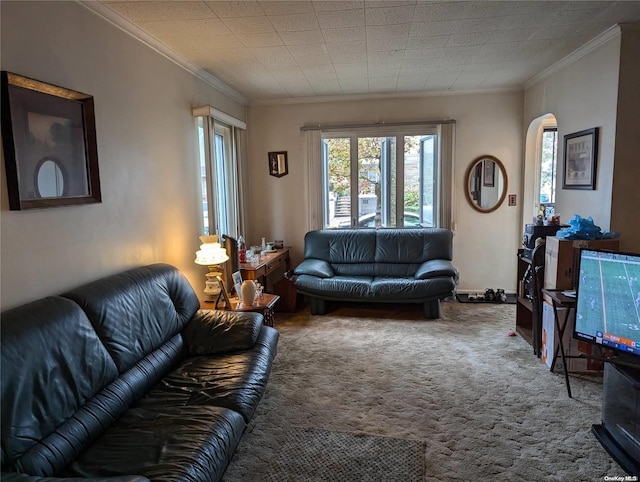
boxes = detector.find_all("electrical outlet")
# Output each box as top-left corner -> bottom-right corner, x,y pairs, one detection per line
508,194 -> 517,206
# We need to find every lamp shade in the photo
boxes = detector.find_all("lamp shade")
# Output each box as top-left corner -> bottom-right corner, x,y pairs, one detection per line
195,236 -> 229,266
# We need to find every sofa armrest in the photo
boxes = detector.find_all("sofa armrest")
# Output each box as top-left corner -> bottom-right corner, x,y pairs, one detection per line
1,474 -> 149,482
182,309 -> 262,355
293,259 -> 335,278
415,259 -> 458,281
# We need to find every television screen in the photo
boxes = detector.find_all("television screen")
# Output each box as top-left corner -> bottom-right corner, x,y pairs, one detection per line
574,248 -> 640,357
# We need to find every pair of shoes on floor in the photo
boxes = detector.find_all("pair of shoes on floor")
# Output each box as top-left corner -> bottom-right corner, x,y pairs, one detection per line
468,292 -> 485,301
484,288 -> 508,303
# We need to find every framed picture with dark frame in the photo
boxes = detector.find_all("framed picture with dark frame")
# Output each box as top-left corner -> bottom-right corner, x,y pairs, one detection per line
563,127 -> 598,190
482,159 -> 495,187
1,71 -> 101,210
268,151 -> 288,178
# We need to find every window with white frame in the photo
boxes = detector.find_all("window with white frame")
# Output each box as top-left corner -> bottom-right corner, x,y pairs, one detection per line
539,127 -> 558,217
303,121 -> 455,231
194,106 -> 246,238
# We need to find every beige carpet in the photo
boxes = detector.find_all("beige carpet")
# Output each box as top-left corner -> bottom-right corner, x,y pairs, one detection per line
222,301 -> 622,481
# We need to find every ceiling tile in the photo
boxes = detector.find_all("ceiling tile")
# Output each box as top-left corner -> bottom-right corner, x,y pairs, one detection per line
250,46 -> 292,58
288,43 -> 329,57
367,37 -> 408,52
365,5 -> 416,25
259,1 -> 315,15
405,35 -> 450,49
446,31 -> 494,47
137,18 -> 230,38
403,48 -> 445,60
221,16 -> 275,34
330,50 -> 368,64
321,26 -> 366,42
409,20 -> 460,37
268,13 -> 320,32
326,40 -> 366,54
236,33 -> 283,48
204,1 -> 264,17
425,73 -> 459,89
279,29 -> 325,45
295,53 -> 333,66
366,23 -> 411,38
412,2 -> 468,22
316,9 -> 365,28
313,1 -> 364,12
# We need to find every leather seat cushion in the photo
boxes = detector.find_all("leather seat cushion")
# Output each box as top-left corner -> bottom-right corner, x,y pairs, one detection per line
371,277 -> 456,299
65,406 -> 245,482
134,328 -> 278,423
294,275 -> 373,299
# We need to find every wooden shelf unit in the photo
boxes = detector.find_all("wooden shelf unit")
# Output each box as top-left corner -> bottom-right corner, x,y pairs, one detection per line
515,249 -> 539,355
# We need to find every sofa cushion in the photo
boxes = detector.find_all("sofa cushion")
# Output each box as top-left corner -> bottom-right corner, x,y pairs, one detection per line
294,275 -> 373,299
303,229 -> 376,264
62,264 -> 200,373
1,297 -> 119,473
134,328 -> 279,423
65,406 -> 245,482
183,310 -> 262,355
371,277 -> 456,300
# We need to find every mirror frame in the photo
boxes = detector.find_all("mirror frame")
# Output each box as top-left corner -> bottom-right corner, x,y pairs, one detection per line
465,155 -> 508,213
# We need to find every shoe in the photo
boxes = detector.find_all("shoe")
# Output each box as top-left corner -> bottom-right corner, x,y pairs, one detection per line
484,288 -> 496,302
496,289 -> 507,303
476,292 -> 485,301
468,293 -> 477,301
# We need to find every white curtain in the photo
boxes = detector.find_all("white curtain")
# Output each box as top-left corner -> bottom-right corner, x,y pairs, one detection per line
305,129 -> 323,232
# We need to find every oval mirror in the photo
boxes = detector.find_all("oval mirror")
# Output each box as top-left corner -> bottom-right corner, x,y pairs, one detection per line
465,155 -> 508,213
35,159 -> 65,198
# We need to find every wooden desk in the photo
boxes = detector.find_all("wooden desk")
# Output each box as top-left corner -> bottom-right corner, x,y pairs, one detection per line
239,248 -> 290,291
201,293 -> 280,327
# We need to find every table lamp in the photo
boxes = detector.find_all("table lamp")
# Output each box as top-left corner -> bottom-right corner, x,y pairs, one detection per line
195,235 -> 231,308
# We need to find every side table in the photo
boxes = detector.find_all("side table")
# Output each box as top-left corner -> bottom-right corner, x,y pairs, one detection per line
201,293 -> 280,327
541,289 -> 576,398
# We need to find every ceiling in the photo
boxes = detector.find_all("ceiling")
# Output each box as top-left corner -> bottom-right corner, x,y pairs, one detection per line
97,1 -> 640,104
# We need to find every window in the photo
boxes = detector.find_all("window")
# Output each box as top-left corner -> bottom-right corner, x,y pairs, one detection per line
320,126 -> 449,229
194,106 -> 246,238
539,127 -> 558,214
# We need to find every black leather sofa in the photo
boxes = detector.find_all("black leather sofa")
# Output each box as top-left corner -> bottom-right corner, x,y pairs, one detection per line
1,263 -> 279,481
293,228 -> 458,318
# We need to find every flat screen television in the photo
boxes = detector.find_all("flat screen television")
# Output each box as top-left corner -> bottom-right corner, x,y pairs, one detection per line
573,248 -> 640,358
574,248 -> 640,476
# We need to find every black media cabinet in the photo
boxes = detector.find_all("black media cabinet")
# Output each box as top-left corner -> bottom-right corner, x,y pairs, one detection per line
593,361 -> 640,475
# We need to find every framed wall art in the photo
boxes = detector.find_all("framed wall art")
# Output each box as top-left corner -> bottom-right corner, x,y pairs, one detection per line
1,71 -> 101,210
268,151 -> 288,178
482,159 -> 495,187
563,127 -> 598,190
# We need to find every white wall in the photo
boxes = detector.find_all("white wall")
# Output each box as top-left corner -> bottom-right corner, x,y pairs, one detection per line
246,92 -> 524,293
523,34 -> 621,232
0,1 -> 245,309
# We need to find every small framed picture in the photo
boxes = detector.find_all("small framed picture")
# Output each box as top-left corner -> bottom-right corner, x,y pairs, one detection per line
232,270 -> 242,286
563,128 -> 598,190
268,151 -> 288,177
482,159 -> 495,187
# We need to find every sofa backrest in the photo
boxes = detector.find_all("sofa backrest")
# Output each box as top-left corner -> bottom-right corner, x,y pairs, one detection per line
303,228 -> 453,276
1,296 -> 119,472
61,263 -> 200,374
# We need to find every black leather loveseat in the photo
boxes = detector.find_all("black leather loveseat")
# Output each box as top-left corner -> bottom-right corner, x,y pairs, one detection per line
294,228 -> 457,319
1,263 -> 278,481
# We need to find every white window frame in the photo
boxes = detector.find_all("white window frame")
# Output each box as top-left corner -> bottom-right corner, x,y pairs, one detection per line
303,121 -> 455,231
193,106 -> 246,239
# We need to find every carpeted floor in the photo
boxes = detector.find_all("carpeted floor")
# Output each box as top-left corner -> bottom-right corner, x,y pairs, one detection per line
222,301 -> 622,482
